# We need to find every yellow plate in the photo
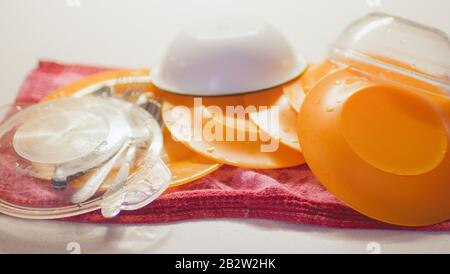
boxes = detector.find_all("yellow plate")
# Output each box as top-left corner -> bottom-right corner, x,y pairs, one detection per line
162,92 -> 305,169
42,69 -> 222,187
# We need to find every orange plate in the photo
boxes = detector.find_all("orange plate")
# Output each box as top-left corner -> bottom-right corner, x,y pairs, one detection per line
244,66 -> 340,153
42,69 -> 222,188
284,61 -> 339,112
243,79 -> 302,152
162,92 -> 305,169
298,63 -> 450,226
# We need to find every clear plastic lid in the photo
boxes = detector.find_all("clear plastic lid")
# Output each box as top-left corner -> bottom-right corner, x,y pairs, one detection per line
0,96 -> 171,219
329,12 -> 450,93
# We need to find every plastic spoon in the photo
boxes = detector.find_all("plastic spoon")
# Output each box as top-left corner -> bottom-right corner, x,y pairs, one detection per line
71,140 -> 131,204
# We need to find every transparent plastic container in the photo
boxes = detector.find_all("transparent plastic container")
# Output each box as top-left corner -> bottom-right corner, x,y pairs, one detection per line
330,12 -> 450,93
298,13 -> 450,226
0,96 -> 171,219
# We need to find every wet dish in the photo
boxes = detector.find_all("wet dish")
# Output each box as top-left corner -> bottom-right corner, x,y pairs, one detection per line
43,69 -> 222,187
297,13 -> 450,226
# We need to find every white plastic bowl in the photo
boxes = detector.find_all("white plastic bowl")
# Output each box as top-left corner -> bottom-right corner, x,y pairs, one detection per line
151,18 -> 307,96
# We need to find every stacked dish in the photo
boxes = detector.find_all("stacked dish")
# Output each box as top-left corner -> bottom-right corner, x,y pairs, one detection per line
0,96 -> 170,218
0,13 -> 449,227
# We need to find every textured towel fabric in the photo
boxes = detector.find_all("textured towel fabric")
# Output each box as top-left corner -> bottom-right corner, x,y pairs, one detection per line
8,61 -> 450,230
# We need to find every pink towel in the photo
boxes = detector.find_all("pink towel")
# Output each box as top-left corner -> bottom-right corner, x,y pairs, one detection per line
6,61 -> 450,230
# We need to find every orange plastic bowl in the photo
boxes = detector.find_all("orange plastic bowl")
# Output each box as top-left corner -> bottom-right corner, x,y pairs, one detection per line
298,63 -> 450,226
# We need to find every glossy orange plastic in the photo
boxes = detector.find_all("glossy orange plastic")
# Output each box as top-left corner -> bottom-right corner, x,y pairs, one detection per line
162,92 -> 305,169
284,61 -> 339,112
243,78 -> 302,152
298,62 -> 450,226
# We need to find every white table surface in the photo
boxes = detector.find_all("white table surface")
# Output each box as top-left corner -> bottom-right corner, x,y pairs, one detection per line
0,0 -> 449,254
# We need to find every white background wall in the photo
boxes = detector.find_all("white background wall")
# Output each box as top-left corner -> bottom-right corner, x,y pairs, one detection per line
1,0 -> 449,103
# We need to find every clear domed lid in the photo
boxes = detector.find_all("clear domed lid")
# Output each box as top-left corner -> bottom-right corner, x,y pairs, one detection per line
329,12 -> 450,93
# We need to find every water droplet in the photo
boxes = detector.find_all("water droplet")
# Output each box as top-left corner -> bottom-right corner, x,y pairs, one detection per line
326,106 -> 335,112
344,77 -> 359,87
291,139 -> 299,144
360,77 -> 369,82
206,146 -> 215,153
335,80 -> 342,85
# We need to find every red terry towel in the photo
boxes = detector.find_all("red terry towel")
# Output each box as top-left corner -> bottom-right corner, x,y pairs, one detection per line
7,61 -> 450,230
